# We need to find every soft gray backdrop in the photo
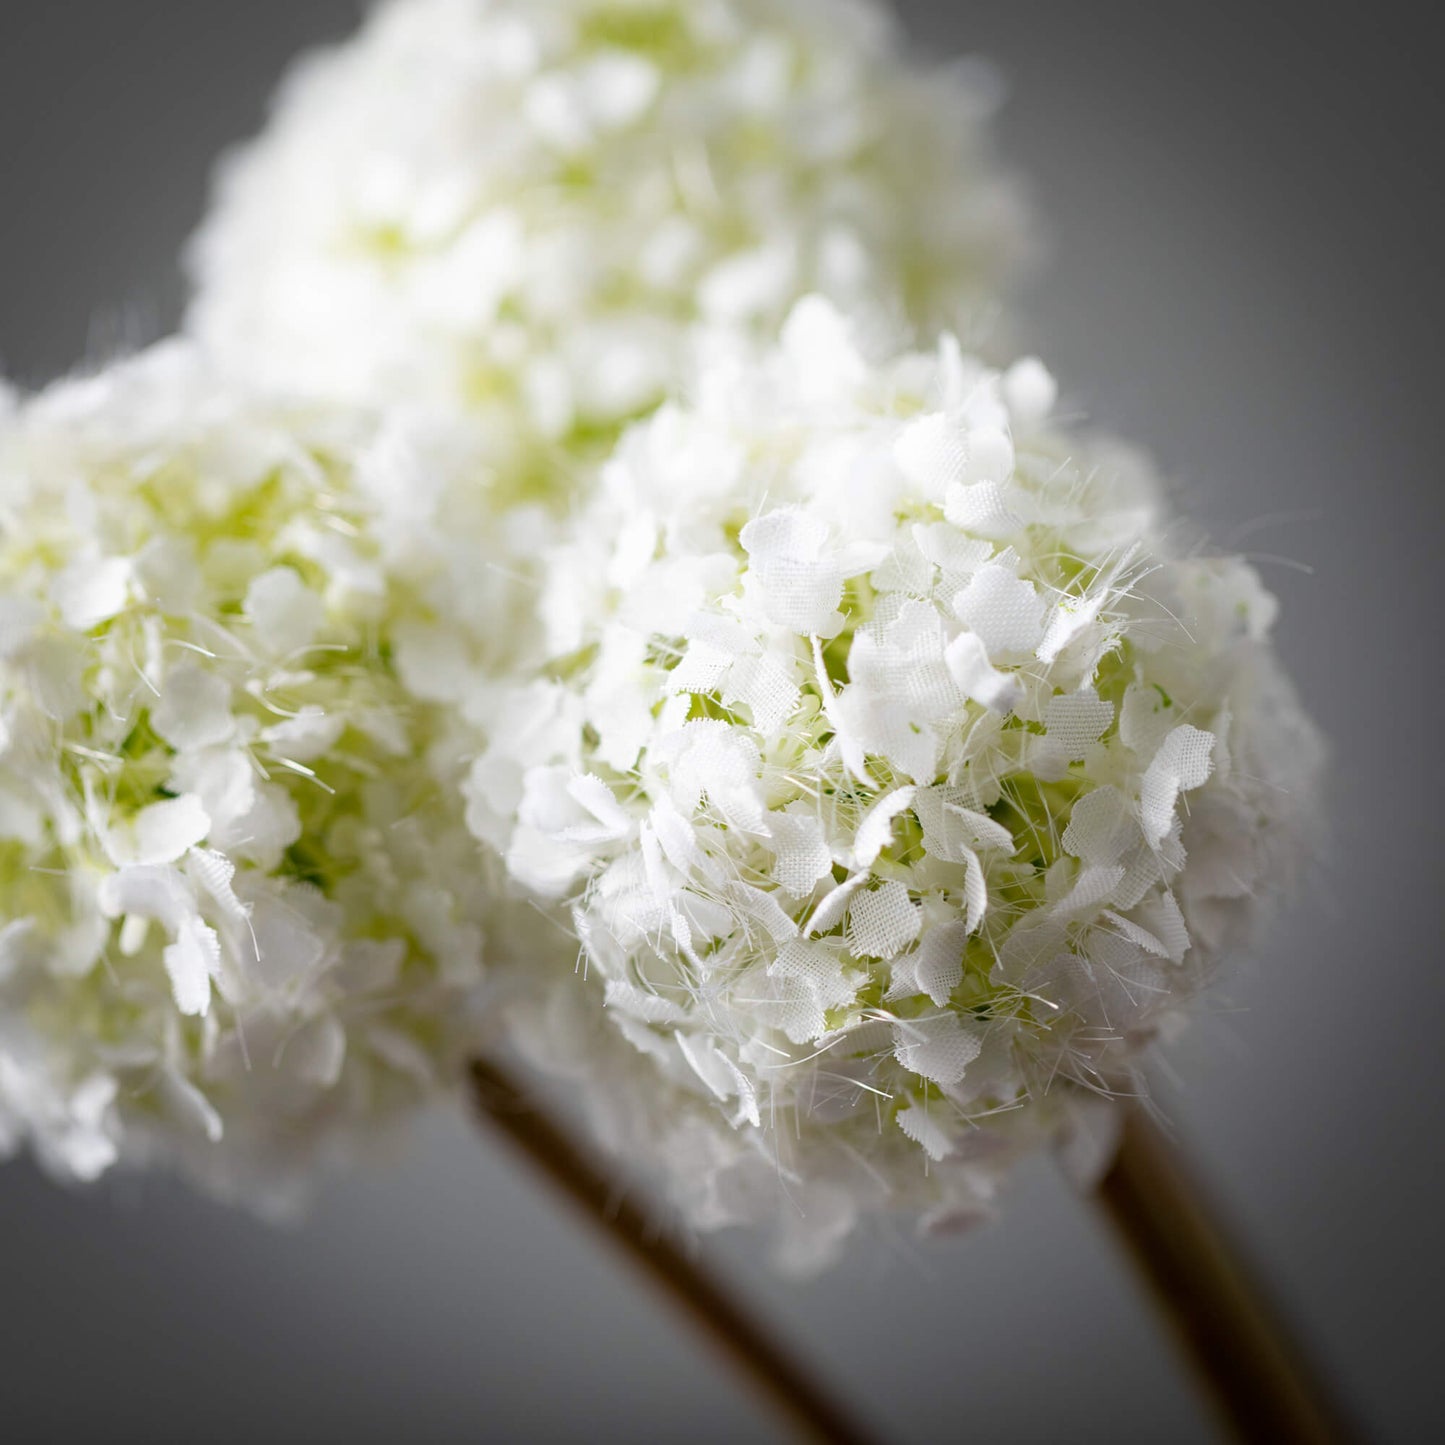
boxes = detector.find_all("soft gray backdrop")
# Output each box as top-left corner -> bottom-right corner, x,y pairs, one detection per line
1,4 -> 1439,1441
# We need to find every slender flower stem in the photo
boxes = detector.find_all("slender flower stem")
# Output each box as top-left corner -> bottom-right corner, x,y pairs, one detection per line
468,1058 -> 883,1445
1094,1108 -> 1359,1445
473,1056 -> 1354,1444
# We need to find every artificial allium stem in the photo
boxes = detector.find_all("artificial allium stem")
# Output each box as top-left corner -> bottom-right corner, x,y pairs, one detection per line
468,1058 -> 882,1445
1095,1109 -> 1357,1444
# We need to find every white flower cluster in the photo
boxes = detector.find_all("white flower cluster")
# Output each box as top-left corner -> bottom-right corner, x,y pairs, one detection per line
3,0 -> 1039,1224
468,300 -> 1322,1261
188,0 -> 1027,457
2,0 -> 1322,1267
0,345 -> 537,1206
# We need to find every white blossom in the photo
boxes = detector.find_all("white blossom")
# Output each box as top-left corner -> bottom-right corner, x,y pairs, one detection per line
0,344 -> 551,1207
188,0 -> 1029,460
475,300 -> 1324,1267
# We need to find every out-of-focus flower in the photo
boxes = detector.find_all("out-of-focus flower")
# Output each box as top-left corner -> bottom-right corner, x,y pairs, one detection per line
188,0 -> 1028,466
0,344 -> 541,1209
471,299 -> 1323,1266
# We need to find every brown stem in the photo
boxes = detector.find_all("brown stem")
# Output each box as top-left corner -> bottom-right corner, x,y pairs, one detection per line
1094,1107 -> 1360,1444
468,1057 -> 882,1445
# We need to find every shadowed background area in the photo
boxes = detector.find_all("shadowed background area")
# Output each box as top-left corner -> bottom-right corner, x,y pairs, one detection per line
0,3 -> 1438,1441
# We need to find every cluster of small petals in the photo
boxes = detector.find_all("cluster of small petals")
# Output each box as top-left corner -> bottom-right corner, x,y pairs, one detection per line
470,300 -> 1322,1263
0,345 -> 533,1204
0,0 -> 1322,1272
187,0 -> 1028,463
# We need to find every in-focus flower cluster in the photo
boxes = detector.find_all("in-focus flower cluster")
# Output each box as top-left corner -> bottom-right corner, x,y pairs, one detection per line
0,345 -> 524,1207
467,300 -> 1322,1262
188,0 -> 1027,465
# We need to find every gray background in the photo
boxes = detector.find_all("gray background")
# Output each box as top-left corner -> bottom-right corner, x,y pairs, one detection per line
1,3 -> 1439,1441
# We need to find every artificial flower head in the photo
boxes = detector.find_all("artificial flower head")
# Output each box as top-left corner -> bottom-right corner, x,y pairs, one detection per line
188,0 -> 1028,463
471,299 -> 1323,1264
0,345 -> 534,1207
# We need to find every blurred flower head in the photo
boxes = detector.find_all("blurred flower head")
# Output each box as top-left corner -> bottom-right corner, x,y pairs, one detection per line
0,344 -> 545,1209
188,0 -> 1029,472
